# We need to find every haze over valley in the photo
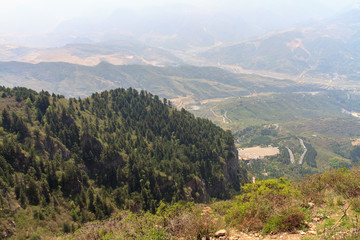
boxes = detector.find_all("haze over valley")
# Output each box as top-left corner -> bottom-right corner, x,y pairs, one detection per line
1,1 -> 360,239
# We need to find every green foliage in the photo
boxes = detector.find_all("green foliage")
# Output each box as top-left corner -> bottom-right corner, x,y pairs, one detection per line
249,136 -> 272,147
329,157 -> 351,169
29,232 -> 41,240
1,109 -> 11,131
26,178 -> 40,205
351,145 -> 360,163
220,91 -> 357,129
24,167 -> 360,239
113,211 -> 169,239
304,142 -> 317,168
225,178 -> 304,232
63,222 -> 72,233
156,200 -> 194,221
34,91 -> 50,114
262,208 -> 305,234
296,167 -> 360,207
268,146 -> 291,165
0,86 -> 245,238
247,157 -> 316,181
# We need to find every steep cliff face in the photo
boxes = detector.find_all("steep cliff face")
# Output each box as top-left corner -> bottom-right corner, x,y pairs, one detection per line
203,145 -> 248,200
224,145 -> 247,192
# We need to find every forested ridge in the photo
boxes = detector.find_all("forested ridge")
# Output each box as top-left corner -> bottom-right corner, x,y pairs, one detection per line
0,86 -> 247,238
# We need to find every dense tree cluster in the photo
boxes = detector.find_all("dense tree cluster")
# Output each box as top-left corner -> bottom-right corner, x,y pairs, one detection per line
0,86 -> 246,226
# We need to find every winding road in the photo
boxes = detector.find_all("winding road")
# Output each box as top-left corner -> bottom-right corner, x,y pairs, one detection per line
286,147 -> 295,164
209,106 -> 232,124
224,111 -> 232,123
298,138 -> 307,165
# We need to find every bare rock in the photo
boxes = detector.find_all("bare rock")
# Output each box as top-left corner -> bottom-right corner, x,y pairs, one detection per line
308,202 -> 315,208
215,229 -> 227,237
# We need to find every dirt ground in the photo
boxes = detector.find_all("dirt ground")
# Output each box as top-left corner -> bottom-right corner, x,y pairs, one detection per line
352,138 -> 360,146
238,146 -> 279,159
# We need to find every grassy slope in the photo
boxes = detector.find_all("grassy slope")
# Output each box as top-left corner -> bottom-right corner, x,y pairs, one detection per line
0,61 -> 320,101
190,91 -> 360,171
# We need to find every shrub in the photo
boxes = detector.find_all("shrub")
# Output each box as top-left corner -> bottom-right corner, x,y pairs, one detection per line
321,168 -> 360,199
156,201 -> 222,238
329,157 -> 351,169
225,178 -> 305,233
63,222 -> 71,233
295,174 -> 326,204
29,232 -> 41,240
263,208 -> 305,234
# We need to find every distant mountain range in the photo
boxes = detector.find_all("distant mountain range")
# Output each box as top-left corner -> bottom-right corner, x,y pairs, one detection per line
0,40 -> 183,66
0,62 -> 321,107
195,8 -> 360,85
1,8 -> 360,97
20,4 -> 300,50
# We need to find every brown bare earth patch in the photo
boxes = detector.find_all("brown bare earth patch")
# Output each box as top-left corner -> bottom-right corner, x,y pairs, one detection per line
228,229 -> 312,239
352,138 -> 360,146
238,146 -> 279,159
286,38 -> 311,56
19,51 -> 134,66
200,97 -> 236,105
170,95 -> 196,109
171,96 -> 236,109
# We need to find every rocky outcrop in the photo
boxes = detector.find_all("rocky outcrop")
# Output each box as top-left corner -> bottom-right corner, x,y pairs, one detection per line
224,145 -> 248,192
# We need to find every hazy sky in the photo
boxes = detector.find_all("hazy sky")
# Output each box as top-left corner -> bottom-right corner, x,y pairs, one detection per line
0,0 -> 359,39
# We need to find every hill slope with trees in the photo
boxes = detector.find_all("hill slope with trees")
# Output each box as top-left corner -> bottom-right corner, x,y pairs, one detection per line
0,86 -> 247,238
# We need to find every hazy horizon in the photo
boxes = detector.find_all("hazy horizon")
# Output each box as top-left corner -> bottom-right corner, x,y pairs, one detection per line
1,0 -> 359,48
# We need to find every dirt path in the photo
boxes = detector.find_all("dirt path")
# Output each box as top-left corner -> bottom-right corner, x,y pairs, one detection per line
286,147 -> 295,164
228,229 -> 313,240
298,138 -> 307,165
210,105 -> 226,123
224,111 -> 232,123
209,106 -> 232,124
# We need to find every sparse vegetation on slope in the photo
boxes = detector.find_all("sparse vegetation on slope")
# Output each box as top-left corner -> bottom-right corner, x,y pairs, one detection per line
62,167 -> 360,239
0,61 -> 321,102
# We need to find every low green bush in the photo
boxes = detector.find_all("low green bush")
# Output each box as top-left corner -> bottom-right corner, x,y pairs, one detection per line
225,178 -> 305,233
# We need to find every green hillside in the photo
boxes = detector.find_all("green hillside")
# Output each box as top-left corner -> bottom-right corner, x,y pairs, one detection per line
0,86 -> 247,238
0,61 -> 321,101
57,168 -> 360,239
192,91 -> 360,128
190,91 -> 360,178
